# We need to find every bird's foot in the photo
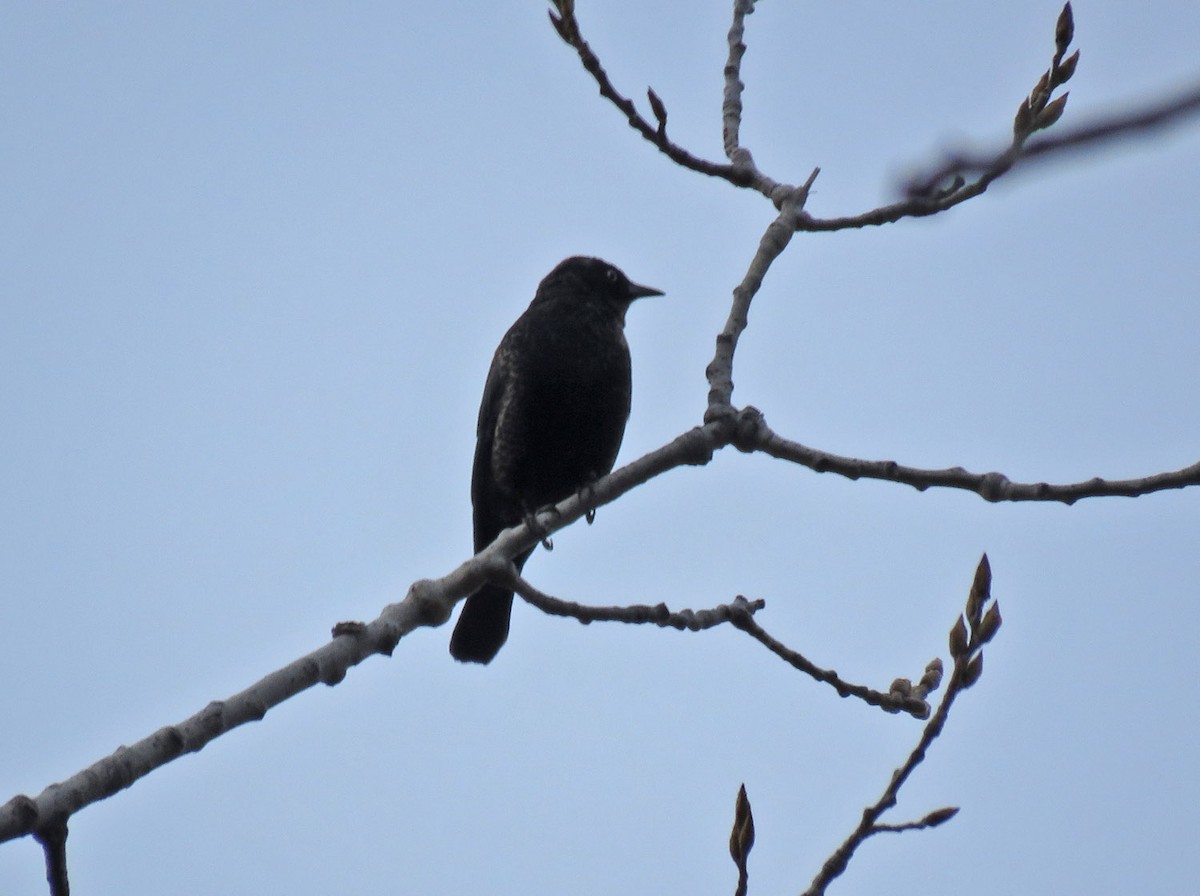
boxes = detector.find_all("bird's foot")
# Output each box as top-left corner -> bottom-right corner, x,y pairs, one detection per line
523,507 -> 557,551
577,478 -> 602,524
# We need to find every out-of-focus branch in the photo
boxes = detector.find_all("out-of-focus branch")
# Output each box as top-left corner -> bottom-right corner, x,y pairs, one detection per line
790,3 -> 1078,230
546,2 -> 1146,239
904,81 -> 1200,199
555,5 -> 1197,504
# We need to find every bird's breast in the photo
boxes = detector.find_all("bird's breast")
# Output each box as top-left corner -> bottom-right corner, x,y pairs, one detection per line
491,314 -> 632,506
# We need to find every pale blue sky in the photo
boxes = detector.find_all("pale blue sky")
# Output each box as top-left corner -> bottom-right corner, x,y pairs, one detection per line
3,2 -> 1199,894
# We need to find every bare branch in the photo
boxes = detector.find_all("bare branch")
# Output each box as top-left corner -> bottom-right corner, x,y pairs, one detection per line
36,823 -> 69,896
547,0 -> 808,202
547,1 -> 753,187
510,573 -> 767,631
752,413 -> 1200,503
510,566 -> 934,717
3,276 -> 1190,845
705,169 -> 820,416
872,805 -> 960,834
0,581 -> 456,845
0,420 -> 734,846
794,3 -> 1080,231
802,557 -> 998,896
547,1 -> 1139,238
722,0 -> 754,160
726,608 -> 936,718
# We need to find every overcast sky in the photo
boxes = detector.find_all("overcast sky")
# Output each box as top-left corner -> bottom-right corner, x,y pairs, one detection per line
3,2 -> 1199,894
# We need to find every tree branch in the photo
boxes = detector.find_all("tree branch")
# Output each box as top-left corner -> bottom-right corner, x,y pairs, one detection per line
705,169 -> 820,416
547,0 -> 753,188
8,0 -> 1195,865
801,557 -> 999,896
547,1 -> 1119,237
904,80 -> 1200,198
721,0 -> 752,161
0,585 -> 450,845
510,573 -> 767,631
749,410 -> 1200,503
727,610 -> 939,718
509,572 -> 934,718
0,421 -> 731,846
35,822 -> 69,896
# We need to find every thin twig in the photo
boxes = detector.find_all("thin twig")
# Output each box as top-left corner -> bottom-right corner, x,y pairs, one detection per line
802,557 -> 998,896
511,575 -> 767,630
508,571 -> 933,718
549,0 -> 1174,241
36,822 -> 69,896
726,608 -> 935,718
722,0 -> 755,160
548,1 -> 752,187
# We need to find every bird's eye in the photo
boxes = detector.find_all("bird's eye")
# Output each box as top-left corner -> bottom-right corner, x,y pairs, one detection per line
605,269 -> 619,283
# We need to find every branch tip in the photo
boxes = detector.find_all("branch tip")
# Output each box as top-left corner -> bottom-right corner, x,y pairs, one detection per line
1055,3 -> 1075,58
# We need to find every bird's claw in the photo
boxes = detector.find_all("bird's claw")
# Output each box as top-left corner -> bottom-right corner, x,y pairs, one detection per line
579,480 -> 599,525
523,508 -> 556,551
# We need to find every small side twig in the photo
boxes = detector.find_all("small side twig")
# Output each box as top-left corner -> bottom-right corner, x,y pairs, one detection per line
509,572 -> 767,631
721,0 -> 755,161
35,822 -> 69,896
872,806 -> 961,834
547,0 -> 753,187
549,2 -> 1116,236
727,607 -> 937,719
509,566 -> 934,718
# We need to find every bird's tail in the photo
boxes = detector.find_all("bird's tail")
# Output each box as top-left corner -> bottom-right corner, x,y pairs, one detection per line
449,584 -> 514,664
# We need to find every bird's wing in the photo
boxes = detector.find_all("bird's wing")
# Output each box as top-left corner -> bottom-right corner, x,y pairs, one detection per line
471,342 -> 516,552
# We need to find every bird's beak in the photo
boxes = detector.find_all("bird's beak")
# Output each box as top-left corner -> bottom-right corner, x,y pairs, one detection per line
627,280 -> 664,299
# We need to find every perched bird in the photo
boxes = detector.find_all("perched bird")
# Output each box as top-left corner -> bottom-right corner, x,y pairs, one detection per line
449,256 -> 662,664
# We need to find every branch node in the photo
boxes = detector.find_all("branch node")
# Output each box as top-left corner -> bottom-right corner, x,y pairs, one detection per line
732,406 -> 767,452
409,578 -> 453,627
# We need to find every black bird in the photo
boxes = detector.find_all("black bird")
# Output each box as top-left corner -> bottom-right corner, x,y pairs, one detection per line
449,256 -> 662,664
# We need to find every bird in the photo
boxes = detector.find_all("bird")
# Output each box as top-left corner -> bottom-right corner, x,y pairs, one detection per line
449,256 -> 663,664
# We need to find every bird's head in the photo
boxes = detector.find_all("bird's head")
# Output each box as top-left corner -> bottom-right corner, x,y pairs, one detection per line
538,256 -> 663,314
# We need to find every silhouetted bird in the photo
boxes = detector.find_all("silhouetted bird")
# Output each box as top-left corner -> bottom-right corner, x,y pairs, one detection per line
449,256 -> 662,664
